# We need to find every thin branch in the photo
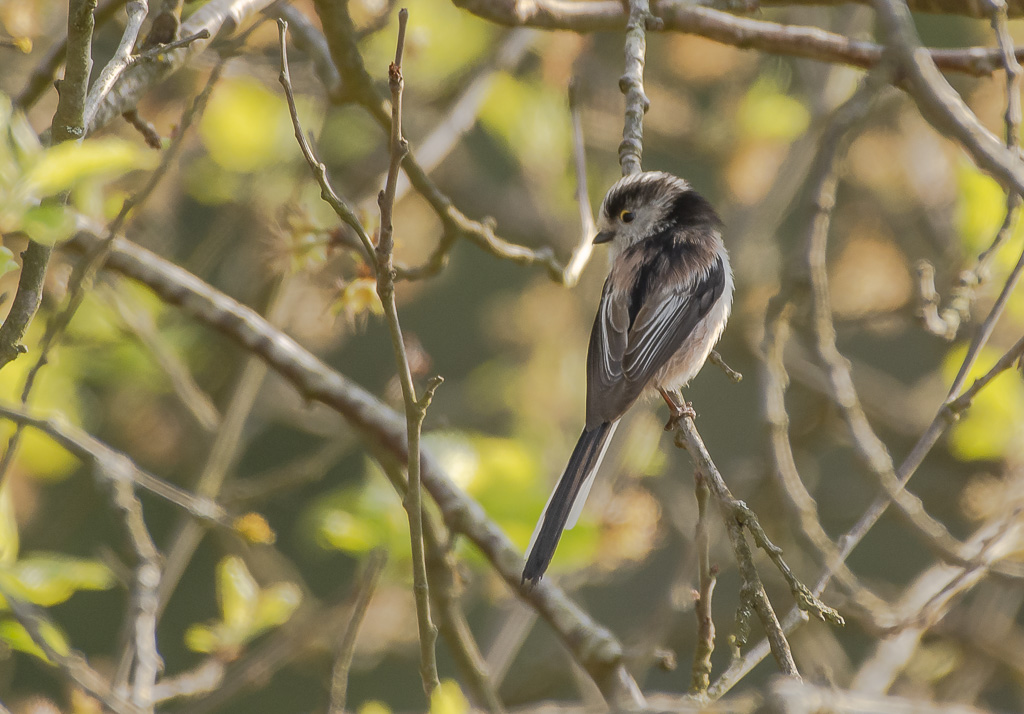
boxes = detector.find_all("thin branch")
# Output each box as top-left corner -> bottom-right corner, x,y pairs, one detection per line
277,21 -> 376,263
618,0 -> 656,175
690,473 -> 716,694
372,9 -> 441,697
87,0 -> 278,134
562,78 -> 598,288
0,0 -> 97,372
0,402 -> 231,526
329,550 -> 387,714
377,456 -> 505,712
82,0 -> 149,132
455,0 -> 1024,77
14,0 -> 126,110
0,586 -> 145,714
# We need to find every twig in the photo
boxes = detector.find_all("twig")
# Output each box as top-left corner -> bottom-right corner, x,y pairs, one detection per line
562,77 -> 598,288
618,0 -> 657,175
87,0 -> 278,134
277,21 -> 376,263
690,473 -> 716,694
82,0 -> 150,132
373,10 -> 441,696
14,0 -> 126,110
0,585 -> 146,714
377,456 -> 505,712
65,228 -> 644,707
329,550 -> 387,714
0,401 -> 231,526
708,350 -> 742,383
0,0 -> 97,373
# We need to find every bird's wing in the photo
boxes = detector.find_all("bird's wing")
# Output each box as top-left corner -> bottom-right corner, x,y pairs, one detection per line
622,255 -> 725,384
585,254 -> 725,427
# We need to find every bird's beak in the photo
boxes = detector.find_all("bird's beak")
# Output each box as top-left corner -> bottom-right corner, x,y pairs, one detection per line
593,230 -> 615,245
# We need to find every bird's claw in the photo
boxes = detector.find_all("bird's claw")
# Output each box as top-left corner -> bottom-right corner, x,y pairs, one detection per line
664,402 -> 696,431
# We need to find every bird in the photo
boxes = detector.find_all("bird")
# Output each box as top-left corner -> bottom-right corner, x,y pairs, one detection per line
522,170 -> 733,584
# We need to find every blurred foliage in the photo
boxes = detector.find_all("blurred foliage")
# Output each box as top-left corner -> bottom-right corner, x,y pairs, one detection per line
0,0 -> 1022,712
184,555 -> 301,658
0,482 -> 113,663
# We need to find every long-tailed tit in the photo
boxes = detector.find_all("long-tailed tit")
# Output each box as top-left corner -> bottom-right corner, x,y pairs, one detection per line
523,171 -> 734,584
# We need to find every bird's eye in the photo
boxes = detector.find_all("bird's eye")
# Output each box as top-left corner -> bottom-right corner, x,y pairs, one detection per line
620,210 -> 635,223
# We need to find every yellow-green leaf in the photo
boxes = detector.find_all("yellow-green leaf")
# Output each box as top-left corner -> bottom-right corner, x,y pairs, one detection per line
26,138 -> 156,196
200,79 -> 293,173
358,702 -> 392,714
251,582 -> 301,633
1,555 -> 114,607
0,482 -> 18,564
184,623 -> 219,654
0,245 -> 19,277
736,77 -> 810,142
0,616 -> 69,663
944,344 -> 1024,462
19,203 -> 76,245
430,680 -> 469,714
217,556 -> 258,631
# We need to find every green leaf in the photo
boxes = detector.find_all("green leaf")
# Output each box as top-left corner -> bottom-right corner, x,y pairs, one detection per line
0,615 -> 70,663
0,554 -> 114,607
183,623 -> 219,654
736,77 -> 810,142
19,203 -> 76,245
0,482 -> 18,564
430,680 -> 469,714
25,138 -> 157,196
200,78 -> 293,173
217,556 -> 258,631
944,344 -> 1024,462
251,582 -> 301,634
0,246 -> 19,278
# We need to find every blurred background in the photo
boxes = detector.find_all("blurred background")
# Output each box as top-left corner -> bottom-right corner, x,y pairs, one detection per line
1,0 -> 1024,711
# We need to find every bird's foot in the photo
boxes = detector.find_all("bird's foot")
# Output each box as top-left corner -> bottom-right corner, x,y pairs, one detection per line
663,401 -> 696,431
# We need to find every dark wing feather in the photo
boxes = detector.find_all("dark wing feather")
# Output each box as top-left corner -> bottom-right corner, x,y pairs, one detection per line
623,256 -> 725,384
585,254 -> 725,427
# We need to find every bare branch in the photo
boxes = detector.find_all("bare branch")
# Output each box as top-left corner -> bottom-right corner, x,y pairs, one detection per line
456,0 -> 1024,77
329,551 -> 387,714
372,9 -> 441,696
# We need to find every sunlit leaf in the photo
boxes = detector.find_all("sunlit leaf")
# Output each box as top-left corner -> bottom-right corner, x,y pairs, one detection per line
200,78 -> 294,173
358,701 -> 392,714
0,555 -> 114,607
736,76 -> 810,142
0,615 -> 69,662
251,582 -> 301,633
479,73 -> 571,173
336,278 -> 383,320
0,482 -> 18,564
19,203 -> 76,245
25,138 -> 157,196
217,556 -> 259,631
0,245 -> 19,277
183,623 -> 219,654
429,679 -> 469,714
943,344 -> 1024,462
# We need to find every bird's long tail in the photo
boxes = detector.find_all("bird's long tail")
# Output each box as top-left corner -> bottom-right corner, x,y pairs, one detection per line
523,421 -> 618,584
